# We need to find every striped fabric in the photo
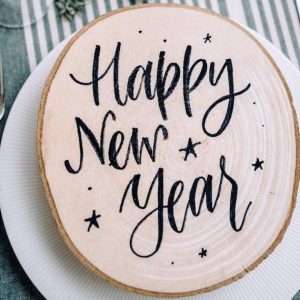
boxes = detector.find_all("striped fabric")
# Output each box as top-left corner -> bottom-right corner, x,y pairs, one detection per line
0,0 -> 300,299
20,0 -> 300,72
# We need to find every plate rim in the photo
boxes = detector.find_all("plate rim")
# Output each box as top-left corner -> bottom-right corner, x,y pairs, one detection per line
0,15 -> 299,300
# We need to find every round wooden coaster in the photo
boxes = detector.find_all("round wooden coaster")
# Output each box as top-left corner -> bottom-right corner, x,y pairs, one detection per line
37,4 -> 299,297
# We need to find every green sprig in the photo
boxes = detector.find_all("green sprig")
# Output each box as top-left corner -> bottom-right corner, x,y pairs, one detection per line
55,0 -> 86,21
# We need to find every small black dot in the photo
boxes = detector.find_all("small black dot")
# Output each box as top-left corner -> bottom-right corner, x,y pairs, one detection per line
253,102 -> 256,105
88,187 -> 92,191
163,39 -> 167,43
262,125 -> 264,127
171,261 -> 174,265
139,30 -> 142,34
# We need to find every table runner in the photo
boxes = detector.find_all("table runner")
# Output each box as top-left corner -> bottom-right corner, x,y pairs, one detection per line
0,0 -> 299,299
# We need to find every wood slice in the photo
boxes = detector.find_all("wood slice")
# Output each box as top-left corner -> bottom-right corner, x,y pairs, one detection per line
37,4 -> 300,297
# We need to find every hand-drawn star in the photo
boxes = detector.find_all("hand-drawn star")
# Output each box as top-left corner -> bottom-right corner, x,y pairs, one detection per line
179,138 -> 201,161
199,248 -> 207,258
252,158 -> 264,171
84,210 -> 101,232
203,33 -> 212,43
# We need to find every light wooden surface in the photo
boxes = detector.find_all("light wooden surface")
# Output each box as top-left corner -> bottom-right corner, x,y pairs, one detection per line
37,4 -> 299,297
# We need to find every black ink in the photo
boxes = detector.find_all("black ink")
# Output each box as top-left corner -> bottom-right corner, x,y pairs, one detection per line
220,156 -> 252,231
84,210 -> 101,232
139,30 -> 142,34
88,187 -> 92,191
127,66 -> 145,100
69,43 -> 128,106
126,63 -> 157,101
198,248 -> 207,258
64,110 -> 115,174
179,138 -> 201,161
144,61 -> 157,99
167,180 -> 184,233
202,59 -> 251,137
252,158 -> 264,171
121,168 -> 165,258
119,156 -> 252,257
92,45 -> 101,105
65,110 -> 168,173
108,124 -> 168,170
156,51 -> 181,120
69,43 -> 251,127
130,125 -> 168,163
203,33 -> 212,43
183,46 -> 207,117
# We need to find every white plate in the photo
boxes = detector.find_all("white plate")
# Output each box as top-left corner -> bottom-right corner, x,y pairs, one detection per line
0,27 -> 299,300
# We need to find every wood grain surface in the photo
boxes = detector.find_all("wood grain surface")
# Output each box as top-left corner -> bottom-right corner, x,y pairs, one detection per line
37,4 -> 299,297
